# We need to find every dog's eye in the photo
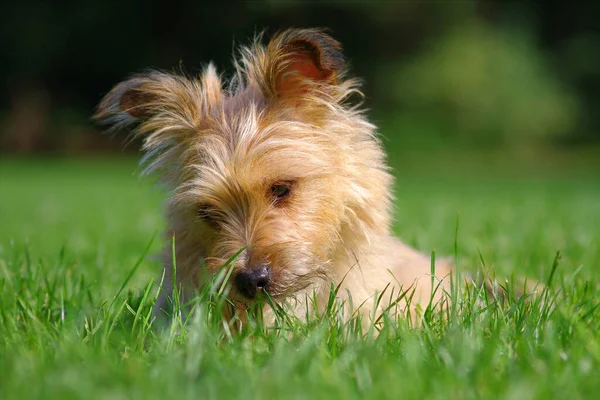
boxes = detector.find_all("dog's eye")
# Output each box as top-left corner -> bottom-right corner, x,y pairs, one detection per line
196,204 -> 217,222
270,181 -> 293,203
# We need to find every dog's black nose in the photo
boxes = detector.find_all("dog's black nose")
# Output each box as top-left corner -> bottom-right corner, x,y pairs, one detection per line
234,265 -> 271,299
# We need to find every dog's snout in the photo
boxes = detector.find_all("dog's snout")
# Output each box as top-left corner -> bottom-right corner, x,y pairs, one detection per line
234,264 -> 271,299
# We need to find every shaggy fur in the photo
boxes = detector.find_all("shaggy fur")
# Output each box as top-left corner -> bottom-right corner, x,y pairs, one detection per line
95,28 -> 456,327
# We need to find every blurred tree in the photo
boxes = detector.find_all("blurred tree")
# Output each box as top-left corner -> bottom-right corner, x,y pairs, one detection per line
381,21 -> 579,147
0,1 -> 597,153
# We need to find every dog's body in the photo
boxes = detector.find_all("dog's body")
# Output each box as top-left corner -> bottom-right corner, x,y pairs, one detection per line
96,29 -> 456,326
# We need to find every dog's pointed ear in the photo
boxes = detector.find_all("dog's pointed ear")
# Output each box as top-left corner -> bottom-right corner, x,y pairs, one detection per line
93,72 -> 206,134
93,76 -> 155,127
262,28 -> 346,99
94,71 -> 217,178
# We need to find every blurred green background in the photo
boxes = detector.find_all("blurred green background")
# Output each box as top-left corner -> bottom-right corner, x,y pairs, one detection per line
1,1 -> 599,154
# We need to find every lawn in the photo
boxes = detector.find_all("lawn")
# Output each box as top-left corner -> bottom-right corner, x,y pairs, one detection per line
1,151 -> 599,399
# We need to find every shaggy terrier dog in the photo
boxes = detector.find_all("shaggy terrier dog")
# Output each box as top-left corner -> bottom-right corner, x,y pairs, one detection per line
95,28 -> 462,327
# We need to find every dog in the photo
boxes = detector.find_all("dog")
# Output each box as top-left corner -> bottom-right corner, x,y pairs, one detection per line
94,28 -> 485,328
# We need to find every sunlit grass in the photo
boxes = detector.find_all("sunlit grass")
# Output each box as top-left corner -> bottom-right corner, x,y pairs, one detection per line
0,155 -> 599,399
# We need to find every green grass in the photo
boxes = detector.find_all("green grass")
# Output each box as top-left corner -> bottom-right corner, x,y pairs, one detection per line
1,153 -> 599,400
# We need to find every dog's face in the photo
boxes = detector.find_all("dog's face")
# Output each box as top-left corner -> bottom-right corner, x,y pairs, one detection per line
95,29 -> 392,304
177,105 -> 345,302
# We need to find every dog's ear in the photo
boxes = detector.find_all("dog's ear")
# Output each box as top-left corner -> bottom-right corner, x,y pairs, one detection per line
260,28 -> 346,99
93,72 -> 205,133
94,70 -> 221,178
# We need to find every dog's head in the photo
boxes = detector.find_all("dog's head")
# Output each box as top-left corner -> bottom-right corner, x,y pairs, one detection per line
95,29 -> 392,304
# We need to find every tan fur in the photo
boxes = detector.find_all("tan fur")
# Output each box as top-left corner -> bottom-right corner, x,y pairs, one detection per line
95,28 -> 457,328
